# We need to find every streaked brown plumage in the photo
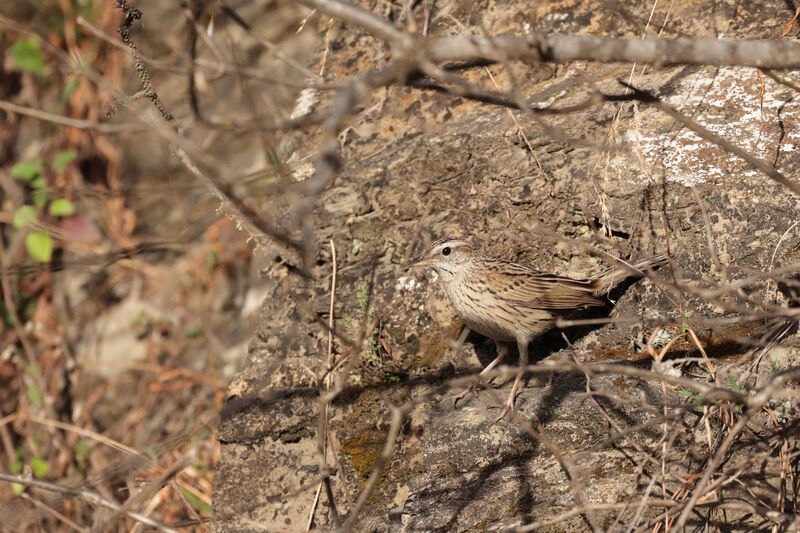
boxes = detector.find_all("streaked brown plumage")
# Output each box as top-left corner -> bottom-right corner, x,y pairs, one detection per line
407,237 -> 666,424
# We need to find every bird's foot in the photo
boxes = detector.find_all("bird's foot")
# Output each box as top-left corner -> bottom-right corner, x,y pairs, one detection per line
453,375 -> 499,407
452,380 -> 480,407
487,388 -> 522,426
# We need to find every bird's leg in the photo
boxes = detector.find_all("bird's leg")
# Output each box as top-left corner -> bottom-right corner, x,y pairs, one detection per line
482,341 -> 510,385
452,341 -> 508,407
489,338 -> 528,426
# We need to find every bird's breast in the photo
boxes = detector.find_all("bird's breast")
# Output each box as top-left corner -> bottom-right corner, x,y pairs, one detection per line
440,276 -> 555,343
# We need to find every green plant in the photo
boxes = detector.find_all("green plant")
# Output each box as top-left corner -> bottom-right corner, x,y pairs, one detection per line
26,365 -> 42,406
678,388 -> 705,413
73,441 -> 90,472
768,399 -> 794,424
726,375 -> 744,413
10,444 -> 51,496
10,37 -> 46,75
344,283 -> 380,365
679,375 -> 746,416
11,150 -> 78,262
10,447 -> 25,495
180,486 -> 213,514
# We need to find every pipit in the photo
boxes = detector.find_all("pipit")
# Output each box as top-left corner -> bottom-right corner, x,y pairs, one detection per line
407,237 -> 666,425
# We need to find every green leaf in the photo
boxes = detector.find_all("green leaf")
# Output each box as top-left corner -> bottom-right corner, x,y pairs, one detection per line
30,176 -> 46,189
678,389 -> 705,412
1,302 -> 14,327
190,428 -> 212,447
11,38 -> 46,75
27,384 -> 43,406
11,160 -> 41,180
32,188 -> 48,208
13,205 -> 37,229
58,77 -> 80,110
25,232 -> 52,262
727,375 -> 741,393
73,441 -> 89,470
73,442 -> 90,455
49,198 -> 75,216
206,249 -> 218,270
52,150 -> 77,170
179,486 -> 212,514
12,483 -> 24,496
26,365 -> 39,378
140,446 -> 160,460
30,457 -> 49,478
22,298 -> 37,321
184,324 -> 202,338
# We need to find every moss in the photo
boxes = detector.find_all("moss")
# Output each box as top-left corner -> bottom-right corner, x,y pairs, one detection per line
342,391 -> 382,430
341,430 -> 388,505
587,322 -> 766,364
587,347 -> 634,361
612,376 -> 631,391
701,322 -> 765,360
341,431 -> 384,482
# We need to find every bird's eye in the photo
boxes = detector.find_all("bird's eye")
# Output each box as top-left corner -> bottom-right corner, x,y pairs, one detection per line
441,247 -> 451,256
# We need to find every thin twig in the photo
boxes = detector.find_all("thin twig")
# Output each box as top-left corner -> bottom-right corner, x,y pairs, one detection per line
0,472 -> 179,533
0,100 -> 148,132
312,240 -> 341,528
19,492 -> 88,533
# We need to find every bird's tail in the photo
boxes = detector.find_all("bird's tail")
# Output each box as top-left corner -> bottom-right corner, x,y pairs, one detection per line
592,252 -> 668,292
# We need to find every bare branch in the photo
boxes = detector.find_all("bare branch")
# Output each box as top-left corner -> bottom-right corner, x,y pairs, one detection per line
295,0 -> 412,46
293,1 -> 800,69
426,34 -> 800,69
0,472 -> 179,533
0,100 -> 148,132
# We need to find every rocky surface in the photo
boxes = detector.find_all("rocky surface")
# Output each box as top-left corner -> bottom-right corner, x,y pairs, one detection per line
212,1 -> 800,531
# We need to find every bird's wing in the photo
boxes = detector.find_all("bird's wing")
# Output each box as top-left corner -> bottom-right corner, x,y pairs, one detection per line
486,261 -> 604,310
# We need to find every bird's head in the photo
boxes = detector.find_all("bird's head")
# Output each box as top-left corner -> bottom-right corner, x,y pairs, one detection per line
406,237 -> 475,278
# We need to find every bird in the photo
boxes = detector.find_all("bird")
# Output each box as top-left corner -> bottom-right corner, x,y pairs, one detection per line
407,237 -> 666,425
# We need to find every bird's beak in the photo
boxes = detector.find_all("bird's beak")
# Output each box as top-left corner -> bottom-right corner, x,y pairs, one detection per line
405,255 -> 430,271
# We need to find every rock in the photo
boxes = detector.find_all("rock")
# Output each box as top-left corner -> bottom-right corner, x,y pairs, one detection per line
212,1 -> 800,531
321,186 -> 372,217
